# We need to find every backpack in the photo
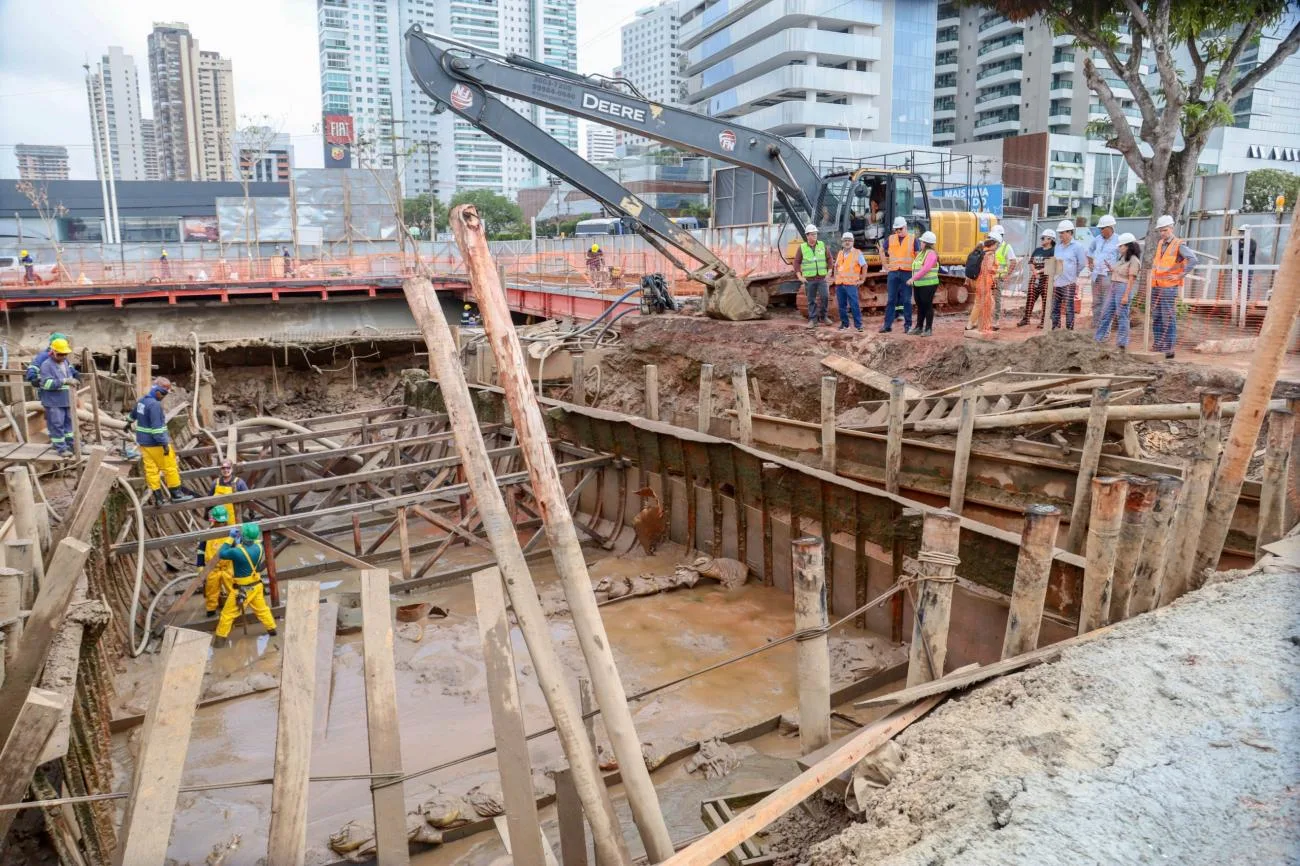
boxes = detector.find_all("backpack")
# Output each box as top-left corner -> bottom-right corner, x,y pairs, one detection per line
964,246 -> 985,280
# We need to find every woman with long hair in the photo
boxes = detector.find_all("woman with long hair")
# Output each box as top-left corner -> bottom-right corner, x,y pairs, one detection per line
1095,232 -> 1141,351
1018,228 -> 1056,327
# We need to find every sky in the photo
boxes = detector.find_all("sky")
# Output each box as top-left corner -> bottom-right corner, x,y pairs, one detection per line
0,0 -> 644,180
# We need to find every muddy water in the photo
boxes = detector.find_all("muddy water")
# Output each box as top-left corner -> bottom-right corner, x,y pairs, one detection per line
114,533 -> 899,865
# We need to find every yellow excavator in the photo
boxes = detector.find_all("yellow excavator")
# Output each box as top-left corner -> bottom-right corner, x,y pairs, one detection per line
406,26 -> 995,320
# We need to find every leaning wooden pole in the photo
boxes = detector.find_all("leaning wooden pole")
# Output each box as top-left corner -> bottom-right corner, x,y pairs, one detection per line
884,379 -> 905,495
401,273 -> 632,866
1256,408 -> 1294,558
1064,388 -> 1110,554
134,330 -> 153,399
905,509 -> 962,686
1162,392 -> 1223,602
1001,504 -> 1061,659
1126,474 -> 1182,617
3,465 -> 44,594
1078,477 -> 1127,634
1107,476 -> 1156,624
1194,205 -> 1300,576
733,365 -> 753,447
450,206 -> 672,862
791,536 -> 830,755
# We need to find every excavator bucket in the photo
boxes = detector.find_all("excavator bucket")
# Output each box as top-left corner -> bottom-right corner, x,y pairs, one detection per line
704,274 -> 768,321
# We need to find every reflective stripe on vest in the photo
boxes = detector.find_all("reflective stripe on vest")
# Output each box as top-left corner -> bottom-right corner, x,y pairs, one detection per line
799,241 -> 828,277
834,249 -> 864,284
1151,238 -> 1185,288
911,250 -> 939,287
886,233 -> 915,271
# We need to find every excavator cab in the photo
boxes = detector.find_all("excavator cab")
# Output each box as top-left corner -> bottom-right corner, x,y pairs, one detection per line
819,171 -> 932,264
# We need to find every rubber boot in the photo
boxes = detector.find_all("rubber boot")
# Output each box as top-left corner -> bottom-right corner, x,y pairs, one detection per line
151,489 -> 167,507
169,486 -> 194,502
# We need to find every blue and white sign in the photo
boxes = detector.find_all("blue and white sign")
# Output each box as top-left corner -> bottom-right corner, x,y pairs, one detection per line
932,184 -> 1004,217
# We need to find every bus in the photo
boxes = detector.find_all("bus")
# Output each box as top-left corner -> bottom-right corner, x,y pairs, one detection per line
574,218 -> 630,236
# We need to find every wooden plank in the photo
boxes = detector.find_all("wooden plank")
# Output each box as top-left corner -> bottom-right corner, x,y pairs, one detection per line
313,601 -> 340,743
820,355 -> 921,399
660,697 -> 942,866
360,569 -> 409,866
268,582 -> 322,866
553,768 -> 587,866
948,388 -> 976,514
115,627 -> 212,866
473,567 -> 547,866
0,538 -> 92,749
494,816 -> 560,866
0,688 -> 66,841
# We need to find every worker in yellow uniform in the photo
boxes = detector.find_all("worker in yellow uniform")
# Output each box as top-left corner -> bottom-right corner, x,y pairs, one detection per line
214,523 -> 278,640
210,460 -> 248,524
129,377 -> 194,506
198,506 -> 235,617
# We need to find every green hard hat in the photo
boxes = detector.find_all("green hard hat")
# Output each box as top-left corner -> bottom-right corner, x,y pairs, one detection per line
240,522 -> 261,542
209,505 -> 229,523
49,332 -> 66,345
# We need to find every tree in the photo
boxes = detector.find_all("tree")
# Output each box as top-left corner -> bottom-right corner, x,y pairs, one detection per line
449,189 -> 525,239
978,1 -> 1300,241
1243,168 -> 1300,213
15,179 -> 67,279
403,194 -> 448,239
227,115 -> 284,260
1112,184 -> 1153,218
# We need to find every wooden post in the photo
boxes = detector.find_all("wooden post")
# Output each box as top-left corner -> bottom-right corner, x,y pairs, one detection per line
397,505 -> 412,581
1127,474 -> 1183,617
1078,476 -> 1127,635
571,352 -> 585,406
698,363 -> 714,435
3,542 -> 34,641
1162,392 -> 1223,603
1195,206 -> 1300,575
947,386 -> 976,513
791,536 -> 830,755
472,567 -> 548,866
0,537 -> 92,748
266,536 -> 281,608
401,274 -> 632,866
1107,476 -> 1157,624
360,569 -> 410,866
1256,408 -> 1294,558
1001,504 -> 1062,659
554,768 -> 588,866
644,364 -> 659,422
114,627 -> 211,866
0,567 -> 21,669
268,582 -> 321,866
81,347 -> 103,445
134,330 -> 153,398
449,207 -> 672,862
4,465 -> 44,594
820,375 -> 837,472
885,379 -> 905,495
734,365 -> 753,446
906,509 -> 962,686
0,689 -> 67,842
1287,396 -> 1300,530
1064,388 -> 1111,554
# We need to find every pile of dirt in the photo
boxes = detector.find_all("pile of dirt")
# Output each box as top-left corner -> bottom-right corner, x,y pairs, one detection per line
208,361 -> 404,422
805,564 -> 1299,866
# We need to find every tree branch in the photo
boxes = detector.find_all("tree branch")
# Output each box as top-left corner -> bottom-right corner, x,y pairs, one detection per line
1150,0 -> 1184,112
1120,0 -> 1151,34
1187,37 -> 1209,101
1063,11 -> 1162,139
1126,25 -> 1145,79
1080,54 -> 1151,182
1227,19 -> 1300,101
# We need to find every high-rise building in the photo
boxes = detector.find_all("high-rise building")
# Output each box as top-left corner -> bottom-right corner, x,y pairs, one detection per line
148,22 -> 237,181
316,0 -> 578,201
234,129 -> 294,182
585,125 -> 616,163
14,145 -> 70,180
85,47 -> 151,181
620,1 -> 685,107
677,0 -> 937,159
140,118 -> 160,180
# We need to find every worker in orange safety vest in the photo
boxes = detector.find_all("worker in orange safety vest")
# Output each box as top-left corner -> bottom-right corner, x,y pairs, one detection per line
881,217 -> 916,333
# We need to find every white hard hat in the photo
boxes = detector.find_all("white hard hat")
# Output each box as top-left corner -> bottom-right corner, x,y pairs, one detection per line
919,231 -> 937,244
805,225 -> 819,234
841,231 -> 854,240
1040,229 -> 1058,241
1115,232 -> 1136,246
1156,215 -> 1175,229
892,217 -> 907,230
1097,214 -> 1117,229
1056,220 -> 1075,233
989,225 -> 1005,238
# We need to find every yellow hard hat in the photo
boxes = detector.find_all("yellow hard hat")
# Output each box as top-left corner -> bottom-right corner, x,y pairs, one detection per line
20,250 -> 27,257
50,338 -> 72,354
464,303 -> 472,310
590,244 -> 599,252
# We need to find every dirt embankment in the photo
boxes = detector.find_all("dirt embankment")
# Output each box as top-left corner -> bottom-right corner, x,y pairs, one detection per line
595,316 -> 1259,426
806,564 -> 1300,866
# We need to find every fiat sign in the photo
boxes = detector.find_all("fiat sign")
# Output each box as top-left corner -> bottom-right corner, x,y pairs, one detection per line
719,130 -> 736,152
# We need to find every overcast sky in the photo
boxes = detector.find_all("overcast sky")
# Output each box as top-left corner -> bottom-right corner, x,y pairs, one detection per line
0,0 -> 642,180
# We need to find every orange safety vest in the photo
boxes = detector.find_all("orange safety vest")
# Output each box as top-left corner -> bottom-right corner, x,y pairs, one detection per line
1151,238 -> 1185,288
834,249 -> 864,284
886,233 -> 916,271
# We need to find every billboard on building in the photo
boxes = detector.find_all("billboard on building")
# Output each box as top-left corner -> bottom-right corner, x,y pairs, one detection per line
931,184 -> 1005,218
323,114 -> 354,169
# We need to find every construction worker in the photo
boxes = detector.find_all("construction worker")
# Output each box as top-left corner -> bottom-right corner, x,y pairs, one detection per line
37,337 -> 79,458
19,250 -> 35,284
281,246 -> 293,277
988,225 -> 1018,330
210,460 -> 248,524
1150,215 -> 1198,359
1049,220 -> 1088,331
1018,229 -> 1056,327
159,249 -> 171,279
130,377 -> 194,506
25,332 -> 68,386
794,225 -> 830,327
585,243 -> 605,286
1087,214 -> 1120,326
908,231 -> 941,336
198,505 -> 236,617
215,522 -> 278,640
882,217 -> 915,334
831,231 -> 866,332
460,303 -> 479,327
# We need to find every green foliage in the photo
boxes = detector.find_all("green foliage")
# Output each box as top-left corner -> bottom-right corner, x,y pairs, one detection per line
1244,169 -> 1300,212
448,189 -> 525,239
1113,185 -> 1153,218
402,195 -> 448,238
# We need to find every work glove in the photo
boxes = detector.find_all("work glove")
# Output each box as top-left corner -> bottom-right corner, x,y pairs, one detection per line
162,442 -> 170,456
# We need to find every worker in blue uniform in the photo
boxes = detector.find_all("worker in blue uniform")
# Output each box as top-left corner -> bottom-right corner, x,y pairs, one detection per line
25,332 -> 68,386
129,377 -> 194,506
37,337 -> 79,458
